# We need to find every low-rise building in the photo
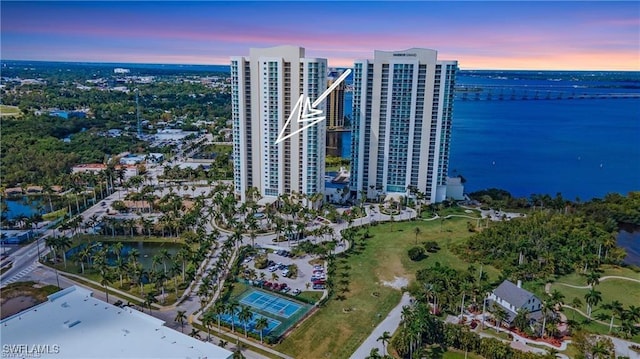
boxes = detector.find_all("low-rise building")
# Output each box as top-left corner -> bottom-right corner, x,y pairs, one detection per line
488,280 -> 543,326
0,286 -> 233,359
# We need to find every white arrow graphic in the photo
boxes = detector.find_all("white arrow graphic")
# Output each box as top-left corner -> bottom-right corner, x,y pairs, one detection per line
275,68 -> 351,144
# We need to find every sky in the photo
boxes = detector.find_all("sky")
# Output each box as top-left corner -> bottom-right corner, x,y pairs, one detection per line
1,1 -> 639,70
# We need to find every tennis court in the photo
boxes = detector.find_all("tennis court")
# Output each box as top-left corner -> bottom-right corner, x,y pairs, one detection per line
240,290 -> 302,318
219,312 -> 281,335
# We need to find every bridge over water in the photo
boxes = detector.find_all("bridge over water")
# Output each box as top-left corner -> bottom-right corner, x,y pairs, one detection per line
454,86 -> 640,101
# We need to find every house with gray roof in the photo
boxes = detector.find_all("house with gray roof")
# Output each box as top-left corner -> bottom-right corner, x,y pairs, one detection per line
487,280 -> 543,325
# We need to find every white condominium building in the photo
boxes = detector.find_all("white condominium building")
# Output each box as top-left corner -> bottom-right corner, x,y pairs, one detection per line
350,48 -> 457,203
231,46 -> 327,202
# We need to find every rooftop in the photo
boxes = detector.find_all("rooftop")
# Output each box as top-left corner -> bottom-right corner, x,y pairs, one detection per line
493,280 -> 537,310
0,286 -> 232,359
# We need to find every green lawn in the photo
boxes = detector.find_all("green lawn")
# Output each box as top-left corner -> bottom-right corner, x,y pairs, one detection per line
297,291 -> 323,303
0,104 -> 22,117
276,216 -> 500,358
554,265 -> 640,286
550,278 -> 640,315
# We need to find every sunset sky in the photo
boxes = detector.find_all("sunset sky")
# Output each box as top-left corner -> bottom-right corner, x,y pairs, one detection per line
1,1 -> 638,70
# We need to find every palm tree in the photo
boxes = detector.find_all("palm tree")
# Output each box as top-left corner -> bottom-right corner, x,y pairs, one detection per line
377,331 -> 392,355
584,288 -> 602,318
57,236 -> 72,268
585,271 -> 601,288
99,268 -> 114,303
238,305 -> 254,338
78,245 -> 92,273
601,300 -> 624,333
144,292 -> 157,314
366,348 -> 381,359
212,301 -> 226,331
571,297 -> 583,319
225,301 -> 239,333
174,310 -> 187,333
491,303 -> 508,332
513,308 -> 530,333
254,317 -> 269,343
160,248 -> 170,274
189,328 -> 201,339
540,299 -> 554,338
590,340 -> 610,359
413,227 -> 421,245
112,242 -> 124,263
202,311 -> 214,342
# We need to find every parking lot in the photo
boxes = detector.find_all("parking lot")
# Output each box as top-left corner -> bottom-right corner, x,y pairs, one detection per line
242,247 -> 326,299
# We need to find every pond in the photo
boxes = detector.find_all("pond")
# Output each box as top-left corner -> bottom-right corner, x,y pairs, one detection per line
617,224 -> 640,267
1,197 -> 45,220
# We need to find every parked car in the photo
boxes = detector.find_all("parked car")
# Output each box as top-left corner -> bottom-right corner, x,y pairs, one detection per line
281,269 -> 290,277
268,266 -> 278,272
292,289 -> 301,296
313,284 -> 326,290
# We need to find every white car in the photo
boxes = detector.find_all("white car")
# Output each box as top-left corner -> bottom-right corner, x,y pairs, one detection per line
268,266 -> 278,272
281,269 -> 290,276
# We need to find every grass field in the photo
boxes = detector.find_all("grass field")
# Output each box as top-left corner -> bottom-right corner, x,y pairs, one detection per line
276,216 -> 500,358
550,278 -> 640,323
0,104 -> 22,117
554,265 -> 640,286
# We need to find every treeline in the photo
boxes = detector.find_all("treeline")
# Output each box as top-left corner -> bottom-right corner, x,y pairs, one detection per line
455,192 -> 640,280
469,189 -> 640,226
1,115 -> 146,186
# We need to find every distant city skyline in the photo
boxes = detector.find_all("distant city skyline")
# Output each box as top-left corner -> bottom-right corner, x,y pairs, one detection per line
1,1 -> 638,70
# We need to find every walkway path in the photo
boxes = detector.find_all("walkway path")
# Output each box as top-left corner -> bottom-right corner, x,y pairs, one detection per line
553,275 -> 640,290
350,293 -> 412,359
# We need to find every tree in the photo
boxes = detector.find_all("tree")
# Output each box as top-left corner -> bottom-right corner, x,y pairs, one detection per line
540,299 -> 554,338
212,301 -> 226,331
202,311 -> 214,342
175,310 -> 187,333
99,268 -> 115,304
491,303 -> 508,332
377,331 -> 392,356
407,246 -> 425,261
238,305 -> 254,338
365,348 -> 381,359
144,292 -> 157,314
601,300 -> 623,333
414,227 -> 421,245
571,298 -> 583,320
225,301 -> 239,333
254,317 -> 269,344
584,289 -> 602,318
513,308 -> 530,333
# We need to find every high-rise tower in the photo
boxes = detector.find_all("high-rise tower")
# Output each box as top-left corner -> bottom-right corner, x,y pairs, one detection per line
231,46 -> 327,202
350,48 -> 457,203
326,69 -> 346,129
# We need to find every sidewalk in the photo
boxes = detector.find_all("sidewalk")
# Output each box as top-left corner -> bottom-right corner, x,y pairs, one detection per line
349,292 -> 412,359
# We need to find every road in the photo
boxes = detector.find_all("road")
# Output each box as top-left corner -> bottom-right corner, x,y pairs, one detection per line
1,190 -> 126,287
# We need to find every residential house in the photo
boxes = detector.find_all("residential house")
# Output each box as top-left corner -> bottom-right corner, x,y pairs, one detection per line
488,280 -> 543,325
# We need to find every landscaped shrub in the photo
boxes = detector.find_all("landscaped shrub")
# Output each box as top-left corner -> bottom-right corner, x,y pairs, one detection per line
408,246 -> 426,261
423,241 -> 441,253
254,254 -> 268,269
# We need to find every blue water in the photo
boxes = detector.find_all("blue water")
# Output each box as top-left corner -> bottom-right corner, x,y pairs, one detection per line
1,198 -> 44,220
340,71 -> 640,201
